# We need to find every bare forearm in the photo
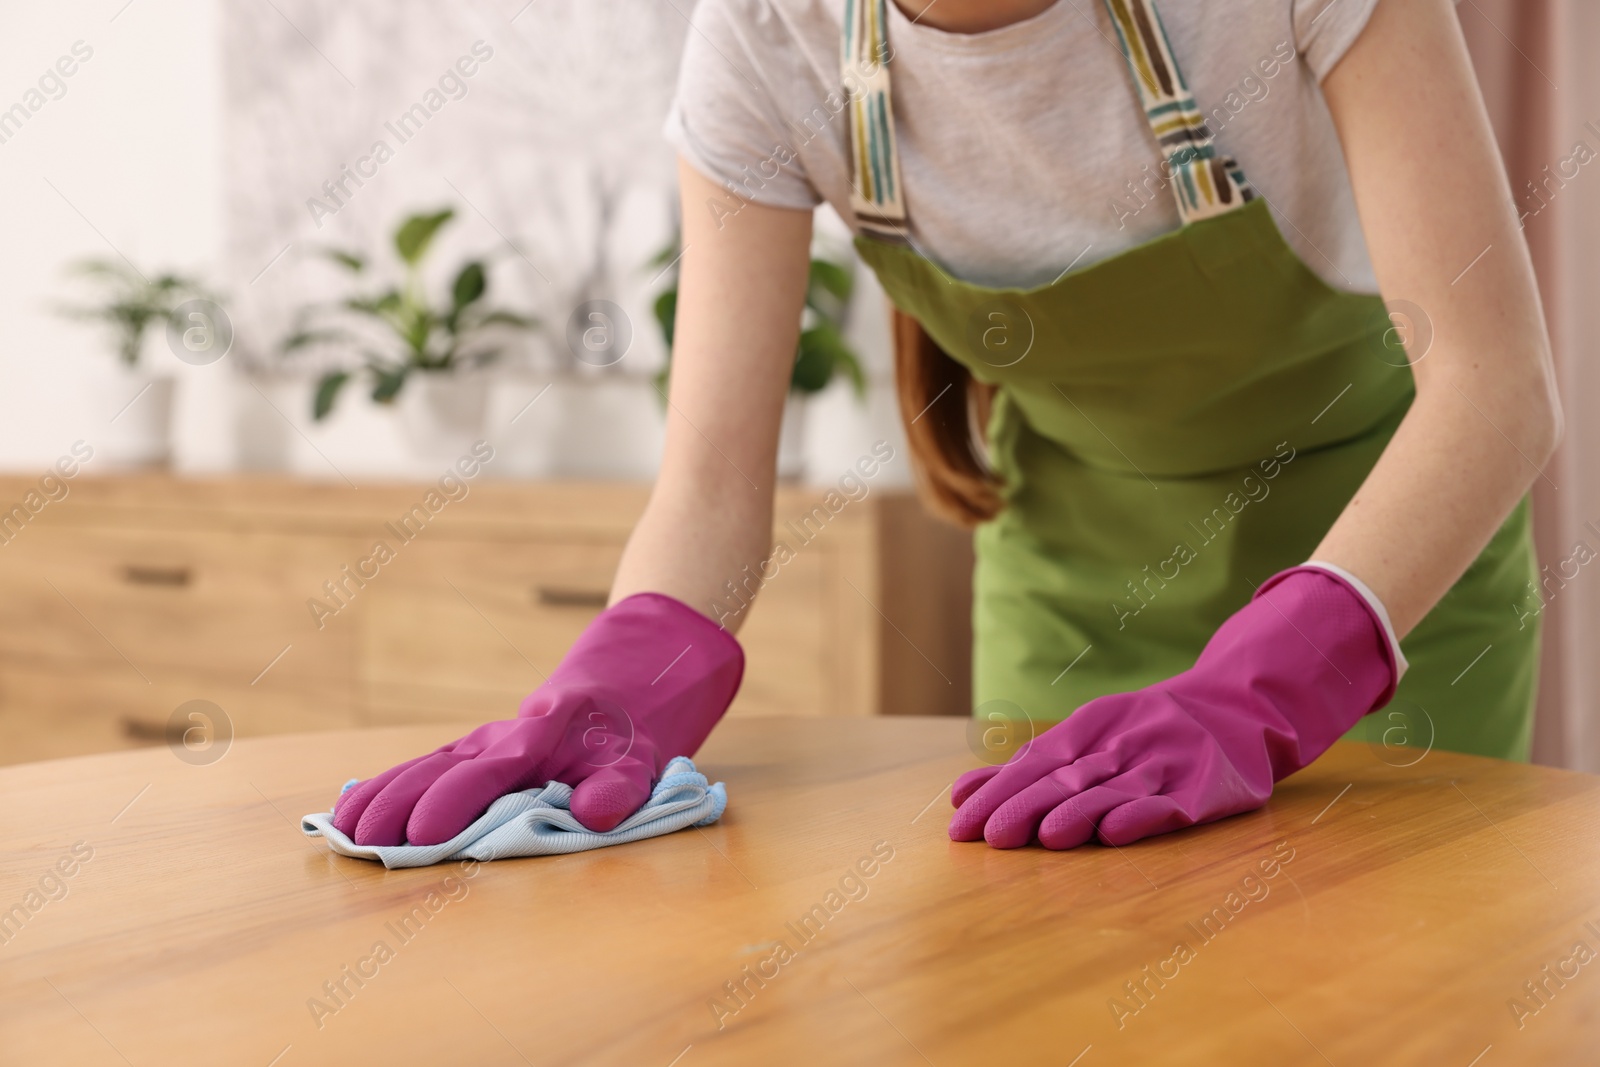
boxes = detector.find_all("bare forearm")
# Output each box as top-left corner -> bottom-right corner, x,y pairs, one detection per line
1315,0 -> 1562,637
609,160 -> 813,632
611,469 -> 774,633
1313,371 -> 1557,637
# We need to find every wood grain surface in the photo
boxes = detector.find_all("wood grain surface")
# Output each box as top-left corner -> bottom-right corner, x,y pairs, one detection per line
1,717 -> 1596,1066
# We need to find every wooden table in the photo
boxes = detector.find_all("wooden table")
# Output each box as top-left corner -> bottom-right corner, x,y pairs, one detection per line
3,718 -> 1597,1066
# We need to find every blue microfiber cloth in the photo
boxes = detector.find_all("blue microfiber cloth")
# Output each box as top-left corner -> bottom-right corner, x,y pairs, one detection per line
301,756 -> 727,869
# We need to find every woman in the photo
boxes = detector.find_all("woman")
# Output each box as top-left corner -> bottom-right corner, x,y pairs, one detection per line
332,0 -> 1561,852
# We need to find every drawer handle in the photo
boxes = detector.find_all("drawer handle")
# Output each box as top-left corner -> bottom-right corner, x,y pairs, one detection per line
120,716 -> 179,742
533,585 -> 609,608
122,565 -> 192,587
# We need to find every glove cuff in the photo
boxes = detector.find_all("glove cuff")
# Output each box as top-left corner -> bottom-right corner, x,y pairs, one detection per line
606,591 -> 748,690
1254,563 -> 1405,708
525,591 -> 745,760
1296,561 -> 1408,682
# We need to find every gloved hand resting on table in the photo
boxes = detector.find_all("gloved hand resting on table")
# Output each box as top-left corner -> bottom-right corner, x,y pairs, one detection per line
334,592 -> 743,846
950,564 -> 1405,850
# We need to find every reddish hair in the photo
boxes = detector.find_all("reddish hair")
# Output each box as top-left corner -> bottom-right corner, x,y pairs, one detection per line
892,307 -> 1003,527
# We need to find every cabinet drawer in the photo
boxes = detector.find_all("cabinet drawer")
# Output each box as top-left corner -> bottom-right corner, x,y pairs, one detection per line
0,527 -> 360,687
719,550 -> 829,718
360,538 -> 830,723
360,540 -> 621,722
0,662 -> 359,767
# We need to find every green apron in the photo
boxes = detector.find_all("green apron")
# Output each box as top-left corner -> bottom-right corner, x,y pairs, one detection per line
842,0 -> 1539,760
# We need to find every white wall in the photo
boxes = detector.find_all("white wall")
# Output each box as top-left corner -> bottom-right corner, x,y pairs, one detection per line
0,0 -> 222,469
0,0 -> 904,484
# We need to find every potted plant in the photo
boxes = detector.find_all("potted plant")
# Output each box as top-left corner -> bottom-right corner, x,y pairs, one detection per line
651,242 -> 864,480
282,208 -> 538,463
55,259 -> 203,467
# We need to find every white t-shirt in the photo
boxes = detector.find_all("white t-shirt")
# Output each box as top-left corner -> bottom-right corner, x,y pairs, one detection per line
665,0 -> 1381,292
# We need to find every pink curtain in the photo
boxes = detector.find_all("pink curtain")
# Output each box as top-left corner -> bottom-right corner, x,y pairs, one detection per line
1458,0 -> 1599,770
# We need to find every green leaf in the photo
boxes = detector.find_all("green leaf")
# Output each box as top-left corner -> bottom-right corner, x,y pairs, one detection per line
370,365 -> 408,404
451,261 -> 486,311
646,235 -> 683,271
415,347 -> 452,371
281,328 -> 348,353
399,304 -> 433,357
59,256 -> 201,369
792,328 -> 834,394
470,309 -> 538,331
320,248 -> 365,272
792,321 -> 865,397
808,258 -> 853,303
313,371 -> 349,421
653,288 -> 678,350
343,289 -> 402,318
838,345 -> 866,397
393,209 -> 455,265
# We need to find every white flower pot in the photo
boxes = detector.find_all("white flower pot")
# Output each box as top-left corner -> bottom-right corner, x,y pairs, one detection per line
397,373 -> 489,468
238,372 -> 412,481
88,363 -> 174,469
234,372 -> 300,473
488,375 -> 664,480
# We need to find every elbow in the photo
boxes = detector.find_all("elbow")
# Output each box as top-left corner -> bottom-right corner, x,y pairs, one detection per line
1544,393 -> 1566,461
1492,351 -> 1564,466
1432,358 -> 1564,471
1529,372 -> 1565,465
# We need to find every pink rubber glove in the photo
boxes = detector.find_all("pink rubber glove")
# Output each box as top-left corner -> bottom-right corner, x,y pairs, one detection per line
333,592 -> 743,846
950,566 -> 1402,850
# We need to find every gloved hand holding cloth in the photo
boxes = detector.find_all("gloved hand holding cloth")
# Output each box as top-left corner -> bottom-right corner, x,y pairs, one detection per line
332,592 -> 744,847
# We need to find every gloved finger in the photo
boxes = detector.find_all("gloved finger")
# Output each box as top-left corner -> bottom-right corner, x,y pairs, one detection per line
1092,748 -> 1272,847
332,750 -> 449,838
1037,771 -> 1156,850
516,686 -> 561,718
973,754 -> 1122,849
350,750 -> 474,846
404,753 -> 552,846
569,761 -> 654,832
945,761 -> 1055,843
946,726 -> 1099,836
948,748 -> 1118,843
1096,794 -> 1199,847
1098,776 -> 1271,848
951,765 -> 1001,808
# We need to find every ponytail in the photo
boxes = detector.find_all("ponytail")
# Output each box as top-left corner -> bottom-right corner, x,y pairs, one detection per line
891,307 -> 1004,527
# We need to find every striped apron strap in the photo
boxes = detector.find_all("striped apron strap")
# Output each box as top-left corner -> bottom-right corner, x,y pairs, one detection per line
1101,0 -> 1254,223
843,0 -> 909,240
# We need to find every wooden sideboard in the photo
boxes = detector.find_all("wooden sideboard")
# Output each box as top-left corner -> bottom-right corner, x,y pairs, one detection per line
0,475 -> 972,766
